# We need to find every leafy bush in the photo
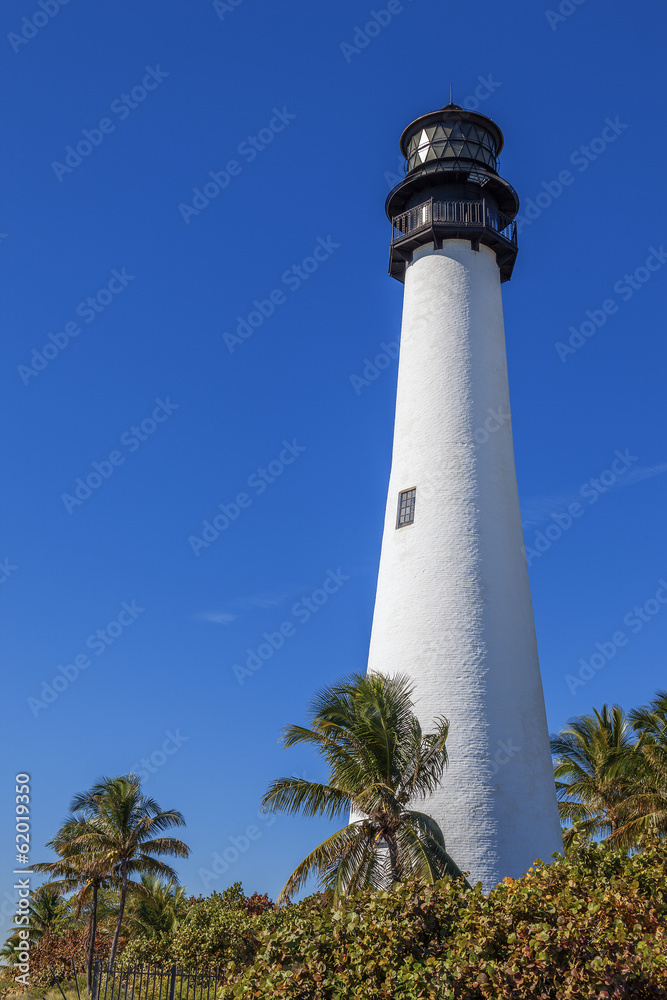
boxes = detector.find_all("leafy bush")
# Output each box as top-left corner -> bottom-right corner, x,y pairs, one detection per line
1,928 -> 111,991
121,883 -> 278,967
219,841 -> 667,999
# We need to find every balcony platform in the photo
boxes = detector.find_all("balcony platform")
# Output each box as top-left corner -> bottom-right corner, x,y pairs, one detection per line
389,198 -> 518,283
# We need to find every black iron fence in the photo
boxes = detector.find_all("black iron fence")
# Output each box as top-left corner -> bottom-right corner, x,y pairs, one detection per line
51,962 -> 224,1000
391,198 -> 517,245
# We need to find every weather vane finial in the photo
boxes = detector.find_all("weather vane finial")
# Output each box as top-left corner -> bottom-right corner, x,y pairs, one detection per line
449,82 -> 453,104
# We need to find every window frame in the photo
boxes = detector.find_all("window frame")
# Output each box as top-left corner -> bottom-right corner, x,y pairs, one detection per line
396,487 -> 417,529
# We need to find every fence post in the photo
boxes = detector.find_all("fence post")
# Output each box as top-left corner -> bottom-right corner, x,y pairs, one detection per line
169,965 -> 177,1000
49,967 -> 69,1000
72,959 -> 82,1000
92,960 -> 101,1000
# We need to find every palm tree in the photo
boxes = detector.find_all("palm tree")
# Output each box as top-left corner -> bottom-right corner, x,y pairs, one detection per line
0,891 -> 68,973
33,841 -> 109,993
623,689 -> 667,841
65,775 -> 190,969
261,672 -> 467,903
28,884 -> 70,941
551,703 -> 641,851
630,690 -> 667,743
0,931 -> 22,966
124,875 -> 187,940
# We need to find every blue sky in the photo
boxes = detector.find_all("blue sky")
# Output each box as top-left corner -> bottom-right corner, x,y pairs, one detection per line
2,0 -> 666,919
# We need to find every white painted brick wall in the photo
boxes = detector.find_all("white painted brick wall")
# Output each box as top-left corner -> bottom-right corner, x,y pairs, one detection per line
366,240 -> 562,891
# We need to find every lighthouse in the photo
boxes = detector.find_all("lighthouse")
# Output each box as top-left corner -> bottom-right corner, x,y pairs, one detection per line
366,101 -> 563,890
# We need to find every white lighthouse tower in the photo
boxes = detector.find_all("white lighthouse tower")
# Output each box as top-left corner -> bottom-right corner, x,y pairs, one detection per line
366,101 -> 562,891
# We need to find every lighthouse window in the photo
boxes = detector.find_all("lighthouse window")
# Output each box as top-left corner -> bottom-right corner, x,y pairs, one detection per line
397,488 -> 416,528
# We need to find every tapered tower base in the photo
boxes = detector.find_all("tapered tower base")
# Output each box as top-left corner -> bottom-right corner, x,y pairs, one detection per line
367,240 -> 562,890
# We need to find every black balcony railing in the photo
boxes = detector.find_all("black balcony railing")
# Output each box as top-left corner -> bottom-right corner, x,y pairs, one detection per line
388,197 -> 518,283
391,198 -> 517,247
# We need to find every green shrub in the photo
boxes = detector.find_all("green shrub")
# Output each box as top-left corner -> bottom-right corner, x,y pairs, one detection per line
218,840 -> 667,999
122,884 -> 278,968
1,928 -> 111,992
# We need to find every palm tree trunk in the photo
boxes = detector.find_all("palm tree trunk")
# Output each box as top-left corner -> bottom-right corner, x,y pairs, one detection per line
386,835 -> 402,885
87,882 -> 98,995
108,868 -> 128,970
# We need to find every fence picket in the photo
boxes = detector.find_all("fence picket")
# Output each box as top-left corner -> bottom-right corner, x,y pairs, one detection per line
57,961 -> 225,1000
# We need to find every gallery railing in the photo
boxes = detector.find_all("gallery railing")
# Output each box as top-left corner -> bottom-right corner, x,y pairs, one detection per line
391,198 -> 517,246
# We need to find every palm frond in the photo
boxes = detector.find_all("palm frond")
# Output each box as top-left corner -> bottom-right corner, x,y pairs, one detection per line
401,811 -> 469,884
277,821 -> 371,903
261,777 -> 351,820
264,670 -> 463,902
